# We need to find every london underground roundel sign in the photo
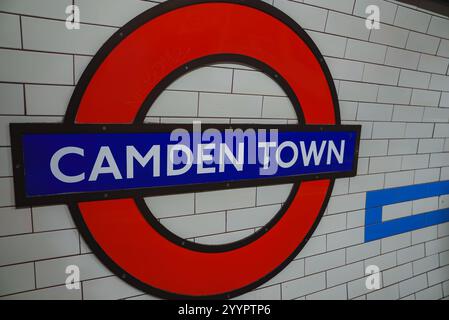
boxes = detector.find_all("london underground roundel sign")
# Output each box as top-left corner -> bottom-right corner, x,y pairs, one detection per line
10,0 -> 360,298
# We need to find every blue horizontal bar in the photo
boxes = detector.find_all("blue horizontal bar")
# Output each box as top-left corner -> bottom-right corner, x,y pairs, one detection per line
365,208 -> 449,242
22,130 -> 358,197
366,180 -> 449,209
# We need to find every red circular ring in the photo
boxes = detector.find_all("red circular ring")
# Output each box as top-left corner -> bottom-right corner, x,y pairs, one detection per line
67,0 -> 338,298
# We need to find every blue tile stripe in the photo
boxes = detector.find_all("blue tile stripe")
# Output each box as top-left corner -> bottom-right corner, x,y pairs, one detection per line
364,180 -> 449,242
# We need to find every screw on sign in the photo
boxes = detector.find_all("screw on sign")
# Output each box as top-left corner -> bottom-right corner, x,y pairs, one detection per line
10,0 -> 360,299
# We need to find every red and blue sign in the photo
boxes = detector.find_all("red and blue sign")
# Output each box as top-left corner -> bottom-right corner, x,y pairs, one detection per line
10,0 -> 360,298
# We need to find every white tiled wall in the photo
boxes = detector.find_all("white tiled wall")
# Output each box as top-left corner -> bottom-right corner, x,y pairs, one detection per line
0,0 -> 449,300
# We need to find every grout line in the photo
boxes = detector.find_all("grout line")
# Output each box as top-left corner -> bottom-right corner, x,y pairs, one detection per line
22,84 -> 27,115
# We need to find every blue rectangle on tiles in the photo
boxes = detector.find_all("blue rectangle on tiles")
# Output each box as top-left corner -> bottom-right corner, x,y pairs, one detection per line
364,181 -> 449,242
21,130 -> 358,197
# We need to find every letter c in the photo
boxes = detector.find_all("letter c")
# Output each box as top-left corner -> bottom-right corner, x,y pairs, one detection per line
50,147 -> 85,183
